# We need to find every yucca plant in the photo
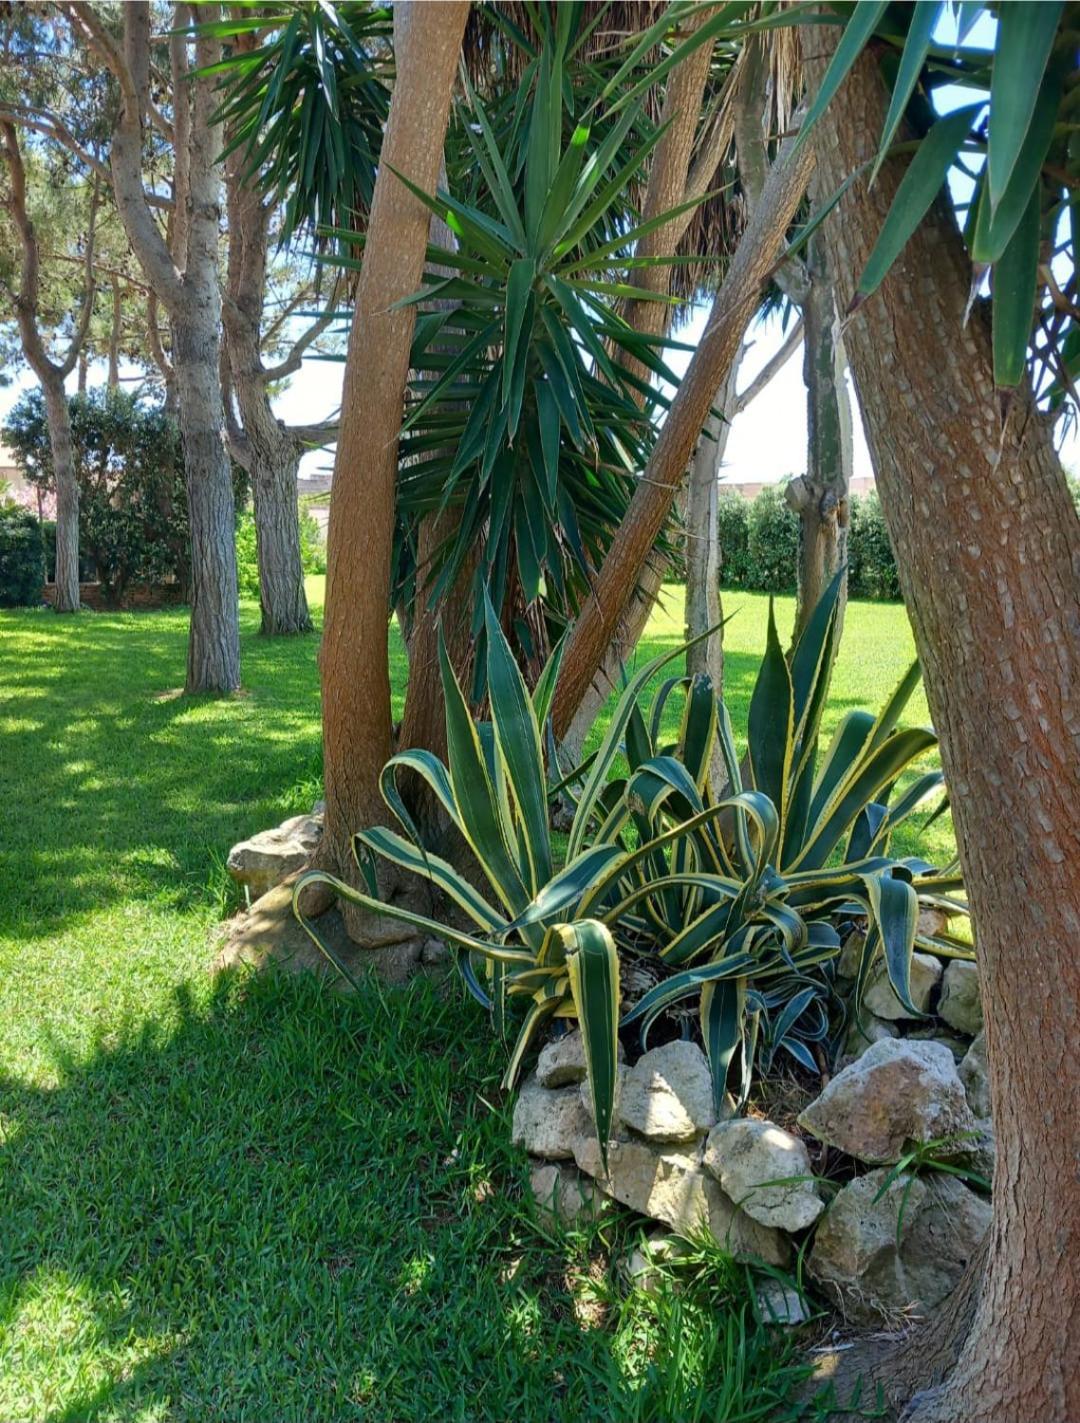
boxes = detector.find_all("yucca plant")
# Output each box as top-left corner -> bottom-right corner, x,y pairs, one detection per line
294,579 -> 970,1159
388,30 -> 712,680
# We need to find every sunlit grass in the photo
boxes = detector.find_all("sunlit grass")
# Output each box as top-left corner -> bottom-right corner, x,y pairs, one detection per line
0,582 -> 937,1420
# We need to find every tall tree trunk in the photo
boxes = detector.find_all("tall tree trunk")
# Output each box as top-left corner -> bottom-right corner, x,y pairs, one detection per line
808,38 -> 1080,1423
786,231 -> 852,639
223,52 -> 312,639
0,120 -> 95,617
685,354 -> 743,691
73,1 -> 240,691
42,375 -> 80,612
560,18 -> 720,760
250,439 -> 309,636
107,278 -> 121,390
551,134 -> 815,739
173,310 -> 240,692
318,0 -> 469,941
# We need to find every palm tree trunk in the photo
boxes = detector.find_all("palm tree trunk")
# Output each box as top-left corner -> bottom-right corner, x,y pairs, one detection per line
318,0 -> 469,941
807,36 -> 1080,1423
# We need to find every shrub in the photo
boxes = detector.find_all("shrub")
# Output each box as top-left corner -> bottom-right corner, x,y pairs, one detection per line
848,490 -> 901,600
294,577 -> 966,1161
0,506 -> 45,606
235,507 -> 326,601
716,492 -> 750,587
3,387 -> 246,600
746,483 -> 799,593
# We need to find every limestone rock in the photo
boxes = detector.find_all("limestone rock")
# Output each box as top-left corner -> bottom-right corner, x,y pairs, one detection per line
528,1160 -> 607,1226
797,1039 -> 976,1165
512,1075 -> 593,1161
623,1233 -> 688,1292
617,1040 -> 716,1143
843,1008 -> 898,1063
755,1279 -> 810,1327
958,1118 -> 996,1182
572,1133 -> 787,1265
421,937 -> 451,966
958,1031 -> 991,1117
917,905 -> 950,939
703,1119 -> 823,1231
863,951 -> 942,1020
578,1064 -> 629,1127
808,1168 -> 991,1324
226,813 -> 323,901
213,872 -> 422,985
537,1028 -> 624,1088
937,959 -> 983,1036
906,1025 -> 969,1063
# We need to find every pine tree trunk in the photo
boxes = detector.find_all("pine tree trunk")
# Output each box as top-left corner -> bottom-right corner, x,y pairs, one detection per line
251,440 -> 310,636
173,311 -> 241,693
787,232 -> 852,640
807,37 -> 1080,1423
318,0 -> 469,938
42,376 -> 80,614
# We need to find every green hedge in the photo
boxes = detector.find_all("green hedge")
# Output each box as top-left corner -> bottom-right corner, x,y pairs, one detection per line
0,506 -> 45,607
715,484 -> 900,599
235,508 -> 327,602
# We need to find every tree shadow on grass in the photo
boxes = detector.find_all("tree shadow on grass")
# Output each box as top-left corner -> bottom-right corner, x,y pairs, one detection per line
0,610 -> 326,941
0,966 -> 820,1423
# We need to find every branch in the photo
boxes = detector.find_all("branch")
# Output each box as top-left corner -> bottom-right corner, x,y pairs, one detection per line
0,119 -> 55,378
145,287 -> 174,383
732,36 -> 810,306
79,1 -> 182,308
551,127 -> 815,737
733,315 -> 804,415
0,102 -> 110,184
261,282 -> 342,385
290,420 -> 341,444
56,172 -> 102,379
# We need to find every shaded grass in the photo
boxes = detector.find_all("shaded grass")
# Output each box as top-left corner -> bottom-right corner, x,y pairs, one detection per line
0,581 -> 937,1421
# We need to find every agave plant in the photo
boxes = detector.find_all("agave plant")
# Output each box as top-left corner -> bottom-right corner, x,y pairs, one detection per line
294,579 -> 971,1158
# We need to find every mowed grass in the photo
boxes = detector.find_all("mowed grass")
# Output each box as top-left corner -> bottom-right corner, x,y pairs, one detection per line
0,580 -> 946,1422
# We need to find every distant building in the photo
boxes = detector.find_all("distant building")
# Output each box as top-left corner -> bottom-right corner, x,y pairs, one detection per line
720,475 -> 876,501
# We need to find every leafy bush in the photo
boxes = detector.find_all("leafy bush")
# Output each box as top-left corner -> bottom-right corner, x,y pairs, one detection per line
295,577 -> 968,1161
3,388 -> 246,600
716,492 -> 750,587
745,484 -> 799,593
848,491 -> 901,600
0,505 -> 45,606
235,508 -> 326,601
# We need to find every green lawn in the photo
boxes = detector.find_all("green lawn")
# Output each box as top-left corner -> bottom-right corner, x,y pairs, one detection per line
0,582 -> 946,1422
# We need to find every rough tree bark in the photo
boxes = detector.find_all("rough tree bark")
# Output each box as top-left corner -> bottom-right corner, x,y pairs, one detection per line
785,230 -> 853,640
0,121 -> 97,613
684,316 -> 805,691
223,103 -> 331,638
807,37 -> 1080,1423
732,35 -> 853,640
551,132 -> 815,739
560,20 -> 724,762
68,1 -> 240,692
107,277 -> 121,390
318,0 -> 469,940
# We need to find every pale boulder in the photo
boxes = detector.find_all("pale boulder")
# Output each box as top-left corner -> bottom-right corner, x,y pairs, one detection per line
704,1119 -> 823,1231
863,951 -> 942,1020
798,1038 -> 976,1165
617,1040 -> 717,1143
